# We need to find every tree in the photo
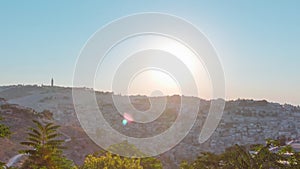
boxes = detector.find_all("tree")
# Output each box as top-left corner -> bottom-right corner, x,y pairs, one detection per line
79,141 -> 163,169
140,156 -> 163,169
20,120 -> 73,169
107,140 -> 145,157
251,139 -> 284,168
222,144 -> 258,169
107,141 -> 163,169
79,152 -> 142,169
0,115 -> 11,138
180,160 -> 194,169
0,115 -> 11,168
180,139 -> 300,169
180,152 -> 222,169
277,145 -> 300,168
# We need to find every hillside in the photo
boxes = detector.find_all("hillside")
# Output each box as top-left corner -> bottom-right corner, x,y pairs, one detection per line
0,85 -> 299,168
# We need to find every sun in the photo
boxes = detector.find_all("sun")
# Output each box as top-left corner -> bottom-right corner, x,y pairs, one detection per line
128,69 -> 181,96
149,69 -> 180,94
94,34 -> 213,99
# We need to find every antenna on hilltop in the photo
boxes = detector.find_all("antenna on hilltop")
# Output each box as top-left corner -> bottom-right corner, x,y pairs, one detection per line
51,78 -> 54,87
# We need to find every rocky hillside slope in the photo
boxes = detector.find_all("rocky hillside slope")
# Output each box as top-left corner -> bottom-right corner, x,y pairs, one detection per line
0,85 -> 299,168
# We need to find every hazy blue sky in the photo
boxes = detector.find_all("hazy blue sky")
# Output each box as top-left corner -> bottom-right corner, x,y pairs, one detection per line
0,1 -> 299,105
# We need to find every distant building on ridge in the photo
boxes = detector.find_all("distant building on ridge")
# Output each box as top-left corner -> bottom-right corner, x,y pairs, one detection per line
51,78 -> 54,87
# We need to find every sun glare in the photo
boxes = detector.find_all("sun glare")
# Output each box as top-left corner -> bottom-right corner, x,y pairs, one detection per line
128,69 -> 180,96
95,34 -> 213,99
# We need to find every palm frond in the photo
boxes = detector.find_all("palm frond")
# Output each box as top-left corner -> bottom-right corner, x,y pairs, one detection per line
31,128 -> 42,137
47,133 -> 61,140
46,125 -> 60,132
28,133 -> 41,139
21,141 -> 37,147
28,137 -> 41,144
32,120 -> 44,131
46,139 -> 64,144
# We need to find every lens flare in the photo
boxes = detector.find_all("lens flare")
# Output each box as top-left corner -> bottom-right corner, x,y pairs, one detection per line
124,112 -> 133,122
122,119 -> 128,126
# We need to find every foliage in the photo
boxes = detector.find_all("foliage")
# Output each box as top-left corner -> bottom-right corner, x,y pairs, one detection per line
277,145 -> 300,168
2,116 -> 299,169
140,156 -> 163,169
0,104 -> 11,109
107,140 -> 145,157
79,152 -> 142,169
0,161 -> 5,168
0,115 -> 11,168
0,115 -> 11,138
180,139 -> 300,169
221,144 -> 257,169
39,110 -> 54,120
20,120 -> 73,169
194,152 -> 223,169
180,160 -> 194,169
79,141 -> 163,169
108,141 -> 163,169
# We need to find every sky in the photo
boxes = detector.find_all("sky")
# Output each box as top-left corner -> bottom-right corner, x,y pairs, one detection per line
0,1 -> 299,105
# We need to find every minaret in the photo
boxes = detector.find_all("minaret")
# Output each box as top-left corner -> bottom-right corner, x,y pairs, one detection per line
51,78 -> 54,87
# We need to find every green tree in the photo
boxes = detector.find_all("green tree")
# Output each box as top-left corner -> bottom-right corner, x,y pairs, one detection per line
0,115 -> 11,138
0,115 -> 11,168
140,157 -> 163,169
107,140 -> 145,157
79,152 -> 142,169
180,153 -> 219,169
252,139 -> 283,168
179,139 -> 299,169
107,141 -> 163,169
180,160 -> 194,169
277,145 -> 300,169
222,144 -> 258,169
20,120 -> 73,169
79,141 -> 163,169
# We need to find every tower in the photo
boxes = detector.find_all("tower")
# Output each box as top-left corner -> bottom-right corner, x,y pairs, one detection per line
51,78 -> 54,87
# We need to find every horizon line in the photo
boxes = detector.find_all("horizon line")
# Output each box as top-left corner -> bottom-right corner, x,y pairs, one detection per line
0,83 -> 299,107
